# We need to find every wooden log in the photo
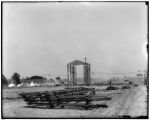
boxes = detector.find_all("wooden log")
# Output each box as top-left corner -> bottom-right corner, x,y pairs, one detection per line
19,87 -> 96,108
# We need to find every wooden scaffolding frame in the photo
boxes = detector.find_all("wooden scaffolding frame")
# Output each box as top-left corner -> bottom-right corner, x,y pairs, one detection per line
67,60 -> 91,86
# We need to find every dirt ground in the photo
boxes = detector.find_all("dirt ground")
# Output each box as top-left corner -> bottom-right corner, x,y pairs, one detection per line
2,85 -> 148,118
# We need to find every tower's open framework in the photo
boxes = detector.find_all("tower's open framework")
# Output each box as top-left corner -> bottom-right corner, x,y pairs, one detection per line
67,60 -> 91,86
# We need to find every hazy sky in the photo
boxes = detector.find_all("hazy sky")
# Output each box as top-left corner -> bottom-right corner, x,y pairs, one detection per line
3,2 -> 148,78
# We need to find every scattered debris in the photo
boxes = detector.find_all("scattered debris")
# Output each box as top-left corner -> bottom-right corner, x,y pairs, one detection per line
105,86 -> 118,91
84,104 -> 108,110
93,96 -> 111,101
122,86 -> 131,89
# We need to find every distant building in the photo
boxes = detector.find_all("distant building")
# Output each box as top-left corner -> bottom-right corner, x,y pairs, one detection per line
109,77 -> 123,85
21,79 -> 48,86
21,78 -> 61,87
124,80 -> 132,85
123,76 -> 144,85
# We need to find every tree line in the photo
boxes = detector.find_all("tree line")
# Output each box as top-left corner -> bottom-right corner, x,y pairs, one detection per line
2,73 -> 48,86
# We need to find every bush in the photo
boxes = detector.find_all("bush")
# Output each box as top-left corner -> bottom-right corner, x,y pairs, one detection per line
29,76 -> 44,80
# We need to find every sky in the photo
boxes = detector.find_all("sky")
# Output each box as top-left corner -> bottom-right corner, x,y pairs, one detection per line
3,2 -> 148,79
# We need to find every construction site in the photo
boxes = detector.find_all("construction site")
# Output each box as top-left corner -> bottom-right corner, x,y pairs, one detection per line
2,59 -> 148,118
2,2 -> 148,118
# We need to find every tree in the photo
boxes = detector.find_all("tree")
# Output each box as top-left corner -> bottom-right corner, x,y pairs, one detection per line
56,76 -> 64,84
11,73 -> 21,85
56,76 -> 61,80
25,77 -> 30,80
29,75 -> 44,80
2,74 -> 8,85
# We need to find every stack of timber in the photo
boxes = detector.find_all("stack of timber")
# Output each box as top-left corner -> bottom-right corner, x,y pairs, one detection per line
19,87 -> 95,108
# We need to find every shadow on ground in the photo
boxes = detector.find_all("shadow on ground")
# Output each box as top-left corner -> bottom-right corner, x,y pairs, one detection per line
23,102 -> 108,110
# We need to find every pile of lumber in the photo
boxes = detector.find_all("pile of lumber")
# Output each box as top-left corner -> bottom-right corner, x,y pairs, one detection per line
19,87 -> 95,108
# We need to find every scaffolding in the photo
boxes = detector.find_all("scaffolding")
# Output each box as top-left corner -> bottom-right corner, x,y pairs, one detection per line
67,60 -> 91,86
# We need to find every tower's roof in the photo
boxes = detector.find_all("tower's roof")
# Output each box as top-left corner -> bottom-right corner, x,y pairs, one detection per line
69,60 -> 89,65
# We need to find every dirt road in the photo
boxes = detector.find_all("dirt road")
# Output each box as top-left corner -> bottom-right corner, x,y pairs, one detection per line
2,85 -> 147,118
100,85 -> 147,118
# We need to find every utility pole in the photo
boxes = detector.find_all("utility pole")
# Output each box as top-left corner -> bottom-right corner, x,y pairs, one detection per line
84,57 -> 87,85
84,57 -> 86,63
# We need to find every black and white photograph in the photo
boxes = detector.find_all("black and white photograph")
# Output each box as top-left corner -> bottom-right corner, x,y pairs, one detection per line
1,1 -> 148,118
